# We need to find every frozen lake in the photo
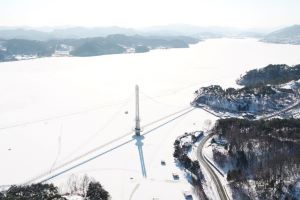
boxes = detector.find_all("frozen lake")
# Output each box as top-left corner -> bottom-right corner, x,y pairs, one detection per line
1,38 -> 300,199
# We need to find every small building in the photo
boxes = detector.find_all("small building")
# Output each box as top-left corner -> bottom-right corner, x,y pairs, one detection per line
213,136 -> 228,146
194,131 -> 204,140
53,50 -> 70,57
183,191 -> 193,199
242,113 -> 256,120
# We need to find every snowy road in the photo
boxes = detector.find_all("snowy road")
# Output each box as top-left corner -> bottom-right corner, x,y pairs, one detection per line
197,133 -> 229,200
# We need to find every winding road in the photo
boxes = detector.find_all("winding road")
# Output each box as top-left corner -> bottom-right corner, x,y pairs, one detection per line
196,133 -> 229,200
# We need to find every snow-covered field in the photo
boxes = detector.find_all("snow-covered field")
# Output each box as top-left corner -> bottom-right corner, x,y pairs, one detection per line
1,38 -> 300,199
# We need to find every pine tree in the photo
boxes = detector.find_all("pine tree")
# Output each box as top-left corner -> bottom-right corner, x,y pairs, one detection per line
86,181 -> 109,200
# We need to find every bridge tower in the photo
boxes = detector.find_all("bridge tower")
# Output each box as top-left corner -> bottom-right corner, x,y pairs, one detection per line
135,85 -> 141,136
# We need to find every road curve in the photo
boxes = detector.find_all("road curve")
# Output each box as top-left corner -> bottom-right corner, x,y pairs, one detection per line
196,133 -> 229,200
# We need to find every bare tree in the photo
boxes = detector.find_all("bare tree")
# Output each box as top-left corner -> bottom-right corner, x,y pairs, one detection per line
79,174 -> 95,198
67,174 -> 79,195
65,174 -> 95,197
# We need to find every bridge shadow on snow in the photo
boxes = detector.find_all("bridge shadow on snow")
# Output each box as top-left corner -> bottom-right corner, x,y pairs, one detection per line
133,135 -> 147,178
37,108 -> 195,183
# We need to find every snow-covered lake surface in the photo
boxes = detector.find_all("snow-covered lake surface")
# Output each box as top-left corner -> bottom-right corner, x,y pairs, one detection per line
1,38 -> 300,199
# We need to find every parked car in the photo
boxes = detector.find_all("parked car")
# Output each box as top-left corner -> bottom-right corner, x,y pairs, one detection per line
183,191 -> 193,199
172,173 -> 179,180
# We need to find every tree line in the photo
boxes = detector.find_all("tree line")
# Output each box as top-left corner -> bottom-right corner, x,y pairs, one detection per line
237,64 -> 300,87
0,174 -> 110,200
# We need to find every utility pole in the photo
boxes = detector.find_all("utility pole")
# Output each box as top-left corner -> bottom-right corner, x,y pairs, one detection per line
135,85 -> 141,136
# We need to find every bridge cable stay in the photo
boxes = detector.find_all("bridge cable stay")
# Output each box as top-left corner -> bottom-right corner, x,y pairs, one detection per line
56,95 -> 133,165
36,106 -> 195,184
139,90 -> 180,108
24,105 -> 194,184
140,75 -> 230,100
0,98 -> 132,134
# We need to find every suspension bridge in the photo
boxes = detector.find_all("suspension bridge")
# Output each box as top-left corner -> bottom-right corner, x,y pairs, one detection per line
13,85 -> 196,185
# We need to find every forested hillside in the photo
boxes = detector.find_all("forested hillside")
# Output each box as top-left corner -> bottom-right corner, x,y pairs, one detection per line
212,118 -> 300,199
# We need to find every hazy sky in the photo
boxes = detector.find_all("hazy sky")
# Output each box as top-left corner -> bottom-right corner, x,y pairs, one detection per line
0,0 -> 299,28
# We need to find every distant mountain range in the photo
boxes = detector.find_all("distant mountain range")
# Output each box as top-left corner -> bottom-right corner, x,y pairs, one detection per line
2,24 -> 300,45
1,24 -> 300,62
261,25 -> 300,44
0,25 -> 268,41
0,27 -> 137,41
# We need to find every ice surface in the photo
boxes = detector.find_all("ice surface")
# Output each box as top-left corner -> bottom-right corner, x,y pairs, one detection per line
1,38 -> 300,199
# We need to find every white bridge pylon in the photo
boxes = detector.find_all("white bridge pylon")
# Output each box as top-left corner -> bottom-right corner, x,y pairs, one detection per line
135,85 -> 141,136
133,85 -> 147,178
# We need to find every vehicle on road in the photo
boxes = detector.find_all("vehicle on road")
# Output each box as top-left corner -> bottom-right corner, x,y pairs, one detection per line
183,191 -> 193,199
172,173 -> 179,180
